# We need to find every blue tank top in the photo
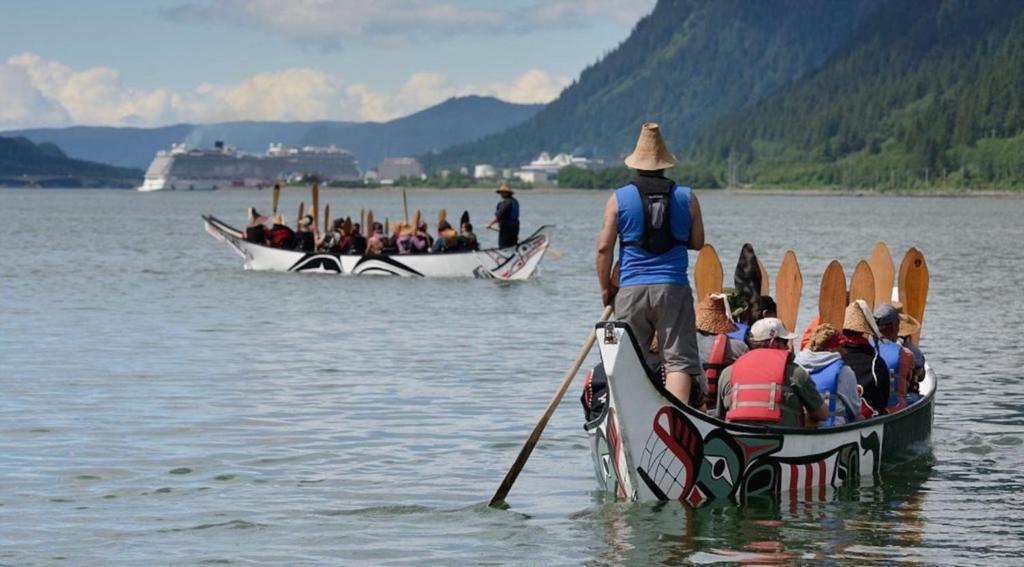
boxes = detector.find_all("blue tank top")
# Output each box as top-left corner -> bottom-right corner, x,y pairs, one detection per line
615,184 -> 691,287
727,322 -> 749,341
878,340 -> 902,406
810,359 -> 843,427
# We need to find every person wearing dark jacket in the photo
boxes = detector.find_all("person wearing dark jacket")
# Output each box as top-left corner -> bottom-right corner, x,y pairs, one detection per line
268,213 -> 295,249
244,208 -> 269,244
840,300 -> 890,415
487,182 -> 519,247
293,215 -> 316,253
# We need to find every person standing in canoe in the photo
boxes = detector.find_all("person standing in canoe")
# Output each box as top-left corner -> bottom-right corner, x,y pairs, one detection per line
595,122 -> 706,406
487,182 -> 519,248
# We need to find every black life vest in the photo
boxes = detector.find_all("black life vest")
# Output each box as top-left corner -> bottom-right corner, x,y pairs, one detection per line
294,231 -> 315,253
244,226 -> 267,244
842,343 -> 891,414
350,235 -> 367,255
620,174 -> 687,255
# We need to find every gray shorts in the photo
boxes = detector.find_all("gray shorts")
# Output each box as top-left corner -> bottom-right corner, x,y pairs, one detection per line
615,283 -> 705,389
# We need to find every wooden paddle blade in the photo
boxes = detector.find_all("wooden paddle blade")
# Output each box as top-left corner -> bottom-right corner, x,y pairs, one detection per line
402,189 -> 409,223
757,259 -> 770,296
412,209 -> 422,230
311,183 -> 320,230
850,260 -> 876,310
460,210 -> 470,226
323,204 -> 330,233
694,245 -> 723,300
297,201 -> 304,224
898,247 -> 929,343
734,243 -> 762,323
869,241 -> 895,306
384,217 -> 389,234
437,208 -> 447,225
360,208 -> 365,232
366,210 -> 375,236
272,183 -> 281,214
775,250 -> 803,333
818,260 -> 847,329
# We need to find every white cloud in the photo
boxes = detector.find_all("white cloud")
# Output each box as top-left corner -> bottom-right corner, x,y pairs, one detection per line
161,0 -> 655,49
0,52 -> 569,129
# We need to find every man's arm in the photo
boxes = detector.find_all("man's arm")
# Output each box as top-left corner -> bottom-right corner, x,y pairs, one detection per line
688,193 -> 704,250
596,195 -> 618,306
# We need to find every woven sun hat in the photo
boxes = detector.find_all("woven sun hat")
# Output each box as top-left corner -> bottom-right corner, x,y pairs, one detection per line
809,323 -> 844,352
496,182 -> 514,195
898,313 -> 921,338
272,213 -> 284,225
248,207 -> 266,226
749,317 -> 797,342
624,122 -> 677,171
843,299 -> 882,336
696,295 -> 737,335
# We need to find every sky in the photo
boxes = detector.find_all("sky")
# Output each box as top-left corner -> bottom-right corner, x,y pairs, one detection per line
0,0 -> 655,130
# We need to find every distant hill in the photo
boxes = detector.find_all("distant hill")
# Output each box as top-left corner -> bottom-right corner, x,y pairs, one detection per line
4,96 -> 542,171
0,136 -> 143,188
425,0 -> 881,169
690,0 -> 1024,189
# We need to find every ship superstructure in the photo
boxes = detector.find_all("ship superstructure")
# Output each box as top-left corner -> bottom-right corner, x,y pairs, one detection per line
138,142 -> 361,191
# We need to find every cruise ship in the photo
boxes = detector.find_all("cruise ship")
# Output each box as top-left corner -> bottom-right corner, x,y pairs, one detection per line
138,142 -> 361,192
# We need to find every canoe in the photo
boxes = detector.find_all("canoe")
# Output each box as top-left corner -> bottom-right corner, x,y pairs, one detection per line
202,215 -> 551,280
583,321 -> 935,505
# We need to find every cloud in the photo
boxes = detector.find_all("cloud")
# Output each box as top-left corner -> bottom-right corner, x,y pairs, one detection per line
0,52 -> 569,129
161,0 -> 655,49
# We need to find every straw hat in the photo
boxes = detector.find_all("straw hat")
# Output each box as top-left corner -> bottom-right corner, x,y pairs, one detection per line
272,213 -> 284,225
695,295 -> 737,335
898,313 -> 921,338
843,299 -> 881,336
809,323 -> 842,352
496,182 -> 514,195
248,207 -> 266,226
624,122 -> 677,171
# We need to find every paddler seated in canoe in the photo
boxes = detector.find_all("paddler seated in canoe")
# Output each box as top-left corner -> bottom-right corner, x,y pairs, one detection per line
319,218 -> 352,254
695,294 -> 748,412
457,221 -> 479,251
243,207 -> 269,244
348,223 -> 367,255
268,213 -> 295,249
894,307 -> 925,401
716,318 -> 829,427
840,300 -> 891,416
293,214 -> 316,253
795,323 -> 863,426
431,218 -> 458,253
366,222 -> 385,255
595,122 -> 706,406
874,304 -> 915,412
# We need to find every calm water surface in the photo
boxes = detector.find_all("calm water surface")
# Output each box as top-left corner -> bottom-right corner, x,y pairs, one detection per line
1,188 -> 1022,565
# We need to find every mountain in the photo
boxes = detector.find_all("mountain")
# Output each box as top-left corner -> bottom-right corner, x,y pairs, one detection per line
3,96 -> 541,171
425,0 -> 882,169
0,136 -> 142,187
690,0 -> 1024,189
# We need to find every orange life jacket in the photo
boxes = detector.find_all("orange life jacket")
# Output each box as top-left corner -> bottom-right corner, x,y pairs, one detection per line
703,334 -> 729,410
725,349 -> 790,424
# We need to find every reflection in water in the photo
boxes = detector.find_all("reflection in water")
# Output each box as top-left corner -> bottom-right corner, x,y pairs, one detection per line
590,456 -> 933,565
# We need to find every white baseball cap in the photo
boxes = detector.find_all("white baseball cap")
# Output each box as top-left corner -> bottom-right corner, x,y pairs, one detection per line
749,317 -> 798,342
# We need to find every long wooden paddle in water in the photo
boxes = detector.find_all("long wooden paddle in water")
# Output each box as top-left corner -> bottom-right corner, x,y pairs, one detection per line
818,260 -> 847,329
849,260 -> 876,310
489,305 -> 614,508
694,244 -> 723,301
898,247 -> 929,343
775,250 -> 802,334
272,183 -> 281,214
869,241 -> 895,305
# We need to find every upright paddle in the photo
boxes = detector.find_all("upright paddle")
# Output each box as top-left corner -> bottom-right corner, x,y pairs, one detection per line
323,204 -> 330,233
360,209 -> 365,234
869,241 -> 895,306
694,244 -> 723,301
849,260 -> 876,310
311,183 -> 320,234
775,250 -> 802,334
297,201 -> 305,225
489,305 -> 614,508
402,189 -> 410,223
818,260 -> 847,329
272,183 -> 281,215
898,247 -> 929,343
757,259 -> 770,296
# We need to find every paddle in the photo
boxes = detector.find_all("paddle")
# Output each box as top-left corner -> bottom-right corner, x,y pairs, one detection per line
775,250 -> 802,334
898,247 -> 929,343
869,241 -> 895,306
297,201 -> 305,225
694,244 -> 723,301
849,260 -> 876,310
489,304 -> 614,508
366,210 -> 375,237
403,189 -> 410,223
757,259 -> 770,296
360,208 -> 365,234
818,260 -> 847,329
311,183 -> 320,234
324,204 -> 330,233
272,183 -> 281,214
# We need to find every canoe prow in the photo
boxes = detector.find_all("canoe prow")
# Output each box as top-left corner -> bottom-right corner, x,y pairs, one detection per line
586,321 -> 935,505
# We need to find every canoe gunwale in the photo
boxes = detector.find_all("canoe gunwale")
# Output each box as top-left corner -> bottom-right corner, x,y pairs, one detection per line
592,321 -> 937,437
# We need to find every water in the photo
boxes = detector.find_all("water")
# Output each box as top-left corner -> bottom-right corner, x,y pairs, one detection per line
1,187 -> 1022,565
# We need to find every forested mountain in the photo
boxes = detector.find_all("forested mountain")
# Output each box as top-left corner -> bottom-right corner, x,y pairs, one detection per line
4,96 -> 541,171
426,0 -> 881,169
691,0 -> 1024,189
0,137 -> 142,187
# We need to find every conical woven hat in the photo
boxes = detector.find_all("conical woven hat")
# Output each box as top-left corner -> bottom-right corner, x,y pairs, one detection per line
696,295 -> 737,335
843,299 -> 881,336
624,122 -> 677,170
898,313 -> 921,338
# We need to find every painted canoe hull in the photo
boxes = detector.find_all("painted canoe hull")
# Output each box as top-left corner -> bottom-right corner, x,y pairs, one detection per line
202,215 -> 550,280
585,322 -> 936,505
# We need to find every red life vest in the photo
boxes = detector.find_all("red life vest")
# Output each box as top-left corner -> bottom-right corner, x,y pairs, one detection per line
703,334 -> 729,410
725,349 -> 790,424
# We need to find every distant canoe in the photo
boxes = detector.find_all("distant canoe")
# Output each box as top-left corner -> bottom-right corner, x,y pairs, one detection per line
202,215 -> 551,280
583,322 -> 935,505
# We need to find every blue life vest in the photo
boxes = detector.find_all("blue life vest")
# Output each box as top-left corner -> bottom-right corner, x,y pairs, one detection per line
727,322 -> 749,342
809,359 -> 844,427
615,183 -> 691,287
878,340 -> 902,407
